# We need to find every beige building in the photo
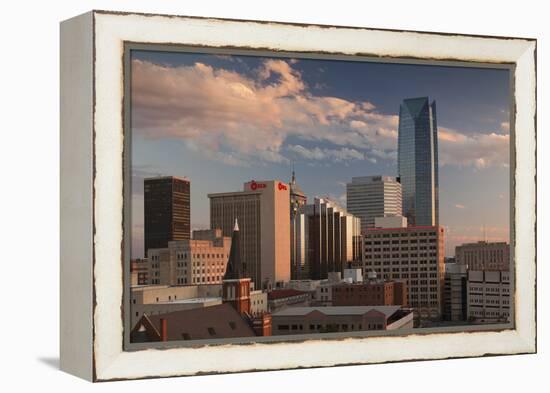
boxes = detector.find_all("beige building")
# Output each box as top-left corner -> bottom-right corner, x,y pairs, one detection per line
455,241 -> 510,271
130,284 -> 223,327
209,180 -> 291,289
250,290 -> 268,316
346,175 -> 403,233
271,305 -> 413,335
147,229 -> 231,286
467,270 -> 511,323
362,218 -> 445,320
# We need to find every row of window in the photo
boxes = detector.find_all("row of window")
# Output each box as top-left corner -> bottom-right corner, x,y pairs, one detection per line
366,232 -> 437,239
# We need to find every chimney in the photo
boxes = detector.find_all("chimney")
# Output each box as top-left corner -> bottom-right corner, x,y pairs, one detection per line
160,318 -> 167,341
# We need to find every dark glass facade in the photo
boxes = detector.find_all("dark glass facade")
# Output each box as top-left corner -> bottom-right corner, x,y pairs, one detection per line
144,176 -> 190,255
398,97 -> 439,226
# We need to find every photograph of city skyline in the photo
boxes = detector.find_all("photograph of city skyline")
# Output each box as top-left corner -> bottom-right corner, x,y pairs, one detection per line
128,49 -> 512,344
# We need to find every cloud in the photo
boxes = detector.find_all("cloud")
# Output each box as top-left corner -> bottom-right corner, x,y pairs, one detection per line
454,204 -> 466,209
287,144 -> 371,163
132,59 -> 389,166
438,128 -> 509,168
132,58 -> 509,169
500,121 -> 510,133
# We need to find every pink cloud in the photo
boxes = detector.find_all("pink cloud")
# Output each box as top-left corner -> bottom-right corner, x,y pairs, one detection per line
132,58 -> 509,169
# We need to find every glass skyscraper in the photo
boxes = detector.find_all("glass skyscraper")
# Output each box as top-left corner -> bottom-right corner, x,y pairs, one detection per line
398,97 -> 439,226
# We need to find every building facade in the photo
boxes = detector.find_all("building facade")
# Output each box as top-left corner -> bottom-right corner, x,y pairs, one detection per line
455,241 -> 510,271
398,97 -> 439,227
130,259 -> 149,286
209,180 -> 291,289
346,176 -> 402,234
443,262 -> 468,321
144,176 -> 191,255
147,229 -> 231,286
294,198 -> 362,280
362,222 -> 445,320
467,270 -> 511,323
331,280 -> 408,307
271,306 -> 414,335
290,171 -> 308,280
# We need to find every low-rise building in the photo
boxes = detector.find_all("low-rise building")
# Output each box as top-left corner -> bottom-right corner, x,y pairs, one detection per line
130,284 -> 223,327
268,289 -> 311,311
250,290 -> 268,316
272,306 -> 413,335
130,259 -> 149,286
332,279 -> 408,307
148,228 -> 231,286
467,270 -> 511,323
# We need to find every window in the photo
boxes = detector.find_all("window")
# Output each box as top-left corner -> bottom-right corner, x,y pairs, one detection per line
278,325 -> 289,330
228,321 -> 237,330
207,327 -> 216,336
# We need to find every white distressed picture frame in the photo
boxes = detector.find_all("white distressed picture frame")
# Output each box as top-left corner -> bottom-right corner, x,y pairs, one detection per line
60,10 -> 536,382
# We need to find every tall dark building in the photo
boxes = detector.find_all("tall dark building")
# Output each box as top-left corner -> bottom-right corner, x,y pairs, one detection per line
144,176 -> 190,256
398,97 -> 439,226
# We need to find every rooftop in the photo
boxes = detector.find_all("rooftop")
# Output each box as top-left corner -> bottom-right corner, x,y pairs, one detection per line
272,305 -> 401,317
268,289 -> 309,301
156,297 -> 221,305
135,303 -> 256,342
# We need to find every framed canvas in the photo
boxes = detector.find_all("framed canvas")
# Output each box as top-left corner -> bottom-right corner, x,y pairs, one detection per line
60,10 -> 536,382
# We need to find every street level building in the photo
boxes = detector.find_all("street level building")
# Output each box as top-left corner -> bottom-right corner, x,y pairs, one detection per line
271,306 -> 413,335
144,176 -> 190,255
147,229 -> 231,286
346,176 -> 402,234
209,180 -> 291,289
398,97 -> 439,226
455,241 -> 510,271
467,270 -> 511,323
362,219 -> 445,319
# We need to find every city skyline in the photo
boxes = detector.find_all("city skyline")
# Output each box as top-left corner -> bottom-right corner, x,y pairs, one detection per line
131,50 -> 511,258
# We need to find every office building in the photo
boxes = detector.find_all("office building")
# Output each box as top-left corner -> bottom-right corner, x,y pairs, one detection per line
455,241 -> 510,271
209,180 -> 291,288
346,176 -> 402,233
362,219 -> 445,320
294,198 -> 362,280
147,228 -> 231,286
290,170 -> 308,280
398,97 -> 439,226
271,306 -> 414,335
467,270 -> 511,323
443,262 -> 468,321
144,176 -> 190,255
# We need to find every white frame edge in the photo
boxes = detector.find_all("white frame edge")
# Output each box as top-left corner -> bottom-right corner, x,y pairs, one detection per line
62,10 -> 536,382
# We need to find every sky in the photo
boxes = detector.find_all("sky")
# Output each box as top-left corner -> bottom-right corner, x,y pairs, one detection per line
130,49 -> 511,258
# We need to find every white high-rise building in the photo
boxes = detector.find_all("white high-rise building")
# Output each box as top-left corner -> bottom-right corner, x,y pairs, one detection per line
346,176 -> 402,234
